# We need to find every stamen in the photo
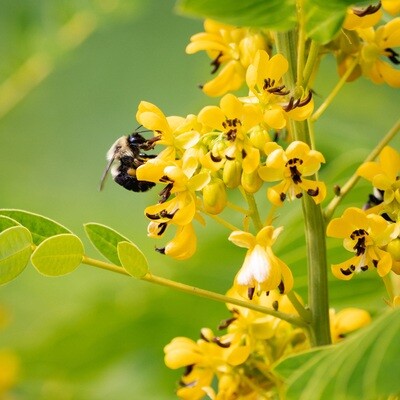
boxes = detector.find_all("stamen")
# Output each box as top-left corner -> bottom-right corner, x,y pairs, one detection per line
210,51 -> 223,74
248,287 -> 255,300
385,48 -> 400,65
218,317 -> 237,330
307,188 -> 319,197
155,246 -> 166,254
340,265 -> 355,276
212,337 -> 231,348
353,2 -> 381,17
278,280 -> 285,294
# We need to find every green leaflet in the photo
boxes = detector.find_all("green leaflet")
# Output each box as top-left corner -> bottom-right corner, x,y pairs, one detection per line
84,223 -> 131,265
117,241 -> 149,278
31,234 -> 84,276
0,215 -> 21,232
0,209 -> 70,245
177,0 -> 297,30
274,308 -> 400,399
304,2 -> 346,44
0,226 -> 33,285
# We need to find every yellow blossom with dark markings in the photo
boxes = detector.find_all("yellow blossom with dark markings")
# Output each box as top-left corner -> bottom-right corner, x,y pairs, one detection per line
259,141 -> 326,206
357,18 -> 400,87
186,19 -> 268,96
244,50 -> 314,130
357,145 -> 400,221
229,226 -> 294,298
327,207 -> 400,280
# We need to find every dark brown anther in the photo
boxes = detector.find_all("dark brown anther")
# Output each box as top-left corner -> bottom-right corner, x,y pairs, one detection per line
210,51 -> 223,74
283,97 -> 294,112
360,265 -> 369,271
225,155 -> 235,161
155,246 -> 166,254
272,300 -> 279,311
241,149 -> 247,159
298,91 -> 313,107
212,337 -> 231,348
183,364 -> 194,377
218,317 -> 237,330
267,85 -> 290,96
200,331 -> 210,342
372,259 -> 378,268
385,48 -> 400,65
157,222 -> 168,236
280,192 -> 286,202
278,280 -> 285,294
210,152 -> 222,163
340,267 -> 354,276
159,182 -> 174,203
307,187 -> 319,197
353,2 -> 381,17
248,286 -> 255,300
334,185 -> 341,196
296,192 -> 303,199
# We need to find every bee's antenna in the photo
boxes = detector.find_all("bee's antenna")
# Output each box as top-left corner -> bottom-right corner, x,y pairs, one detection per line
133,125 -> 153,135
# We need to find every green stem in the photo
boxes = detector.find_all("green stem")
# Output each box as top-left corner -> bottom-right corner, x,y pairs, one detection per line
324,118 -> 400,221
275,31 -> 332,346
287,291 -> 312,322
311,57 -> 358,122
242,190 -> 263,231
82,256 -> 309,328
302,41 -> 320,89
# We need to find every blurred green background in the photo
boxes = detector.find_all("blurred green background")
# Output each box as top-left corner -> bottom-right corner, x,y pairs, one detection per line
0,1 -> 399,399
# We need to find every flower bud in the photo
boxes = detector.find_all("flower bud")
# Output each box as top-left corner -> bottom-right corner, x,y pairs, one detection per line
241,169 -> 263,194
202,178 -> 227,214
223,159 -> 242,189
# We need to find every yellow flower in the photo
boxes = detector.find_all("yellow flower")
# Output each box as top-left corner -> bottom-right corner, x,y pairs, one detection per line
330,307 -> 371,343
136,101 -> 201,157
186,19 -> 267,97
229,226 -> 294,298
259,141 -> 326,206
357,146 -> 400,221
198,93 -> 263,173
244,50 -> 314,130
164,336 -> 223,400
327,207 -> 400,280
138,158 -> 209,259
357,18 -> 400,87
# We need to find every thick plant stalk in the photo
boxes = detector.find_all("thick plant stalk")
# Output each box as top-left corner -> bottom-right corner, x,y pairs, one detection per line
275,32 -> 332,346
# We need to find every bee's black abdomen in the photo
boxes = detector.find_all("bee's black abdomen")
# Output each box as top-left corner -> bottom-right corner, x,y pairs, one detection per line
114,173 -> 155,192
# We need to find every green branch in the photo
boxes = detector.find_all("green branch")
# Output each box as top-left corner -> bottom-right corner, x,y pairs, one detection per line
82,256 -> 309,328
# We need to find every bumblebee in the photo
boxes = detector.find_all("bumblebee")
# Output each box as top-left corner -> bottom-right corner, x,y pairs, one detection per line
100,132 -> 156,192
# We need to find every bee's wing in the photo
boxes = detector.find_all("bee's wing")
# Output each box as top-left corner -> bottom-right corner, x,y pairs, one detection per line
99,155 -> 115,191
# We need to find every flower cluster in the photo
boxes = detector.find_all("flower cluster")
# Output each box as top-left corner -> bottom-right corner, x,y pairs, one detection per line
134,46 -> 324,271
334,4 -> 400,87
164,289 -> 370,399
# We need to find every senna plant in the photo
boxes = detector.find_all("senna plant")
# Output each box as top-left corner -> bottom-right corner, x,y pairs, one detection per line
1,0 -> 400,399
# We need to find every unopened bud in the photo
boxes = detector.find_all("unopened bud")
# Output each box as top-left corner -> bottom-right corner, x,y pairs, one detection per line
241,169 -> 263,193
202,178 -> 227,214
223,159 -> 242,189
